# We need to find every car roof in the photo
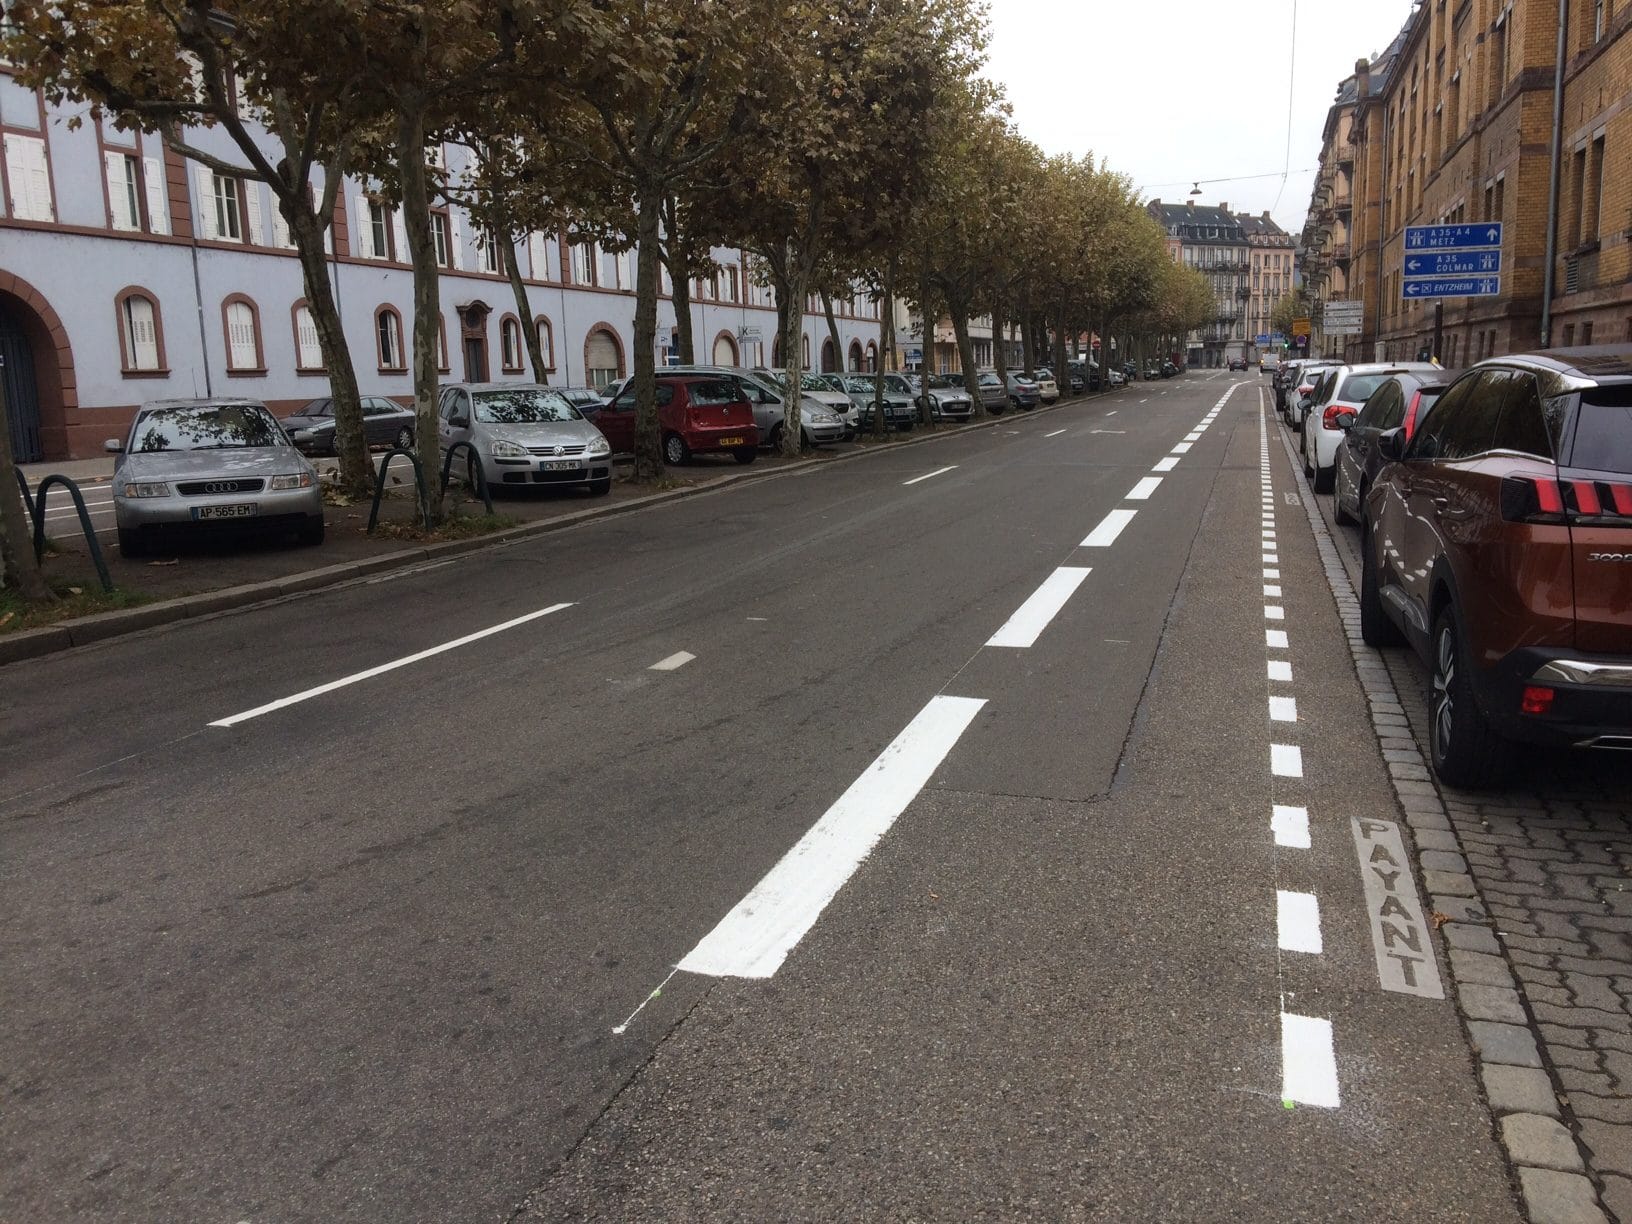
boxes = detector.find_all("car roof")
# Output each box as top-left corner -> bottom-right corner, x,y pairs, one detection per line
444,381 -> 565,393
1475,344 -> 1632,386
141,397 -> 267,409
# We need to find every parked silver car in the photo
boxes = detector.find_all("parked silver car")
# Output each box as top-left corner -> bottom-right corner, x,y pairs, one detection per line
1030,369 -> 1061,404
108,398 -> 324,557
764,370 -> 859,439
437,383 -> 613,494
907,374 -> 974,421
836,373 -> 916,431
950,369 -> 1010,414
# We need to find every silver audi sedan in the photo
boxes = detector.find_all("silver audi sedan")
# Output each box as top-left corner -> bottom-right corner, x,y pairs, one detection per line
108,398 -> 324,557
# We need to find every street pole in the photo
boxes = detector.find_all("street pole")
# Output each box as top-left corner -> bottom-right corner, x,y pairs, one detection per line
1539,0 -> 1568,349
1432,300 -> 1443,365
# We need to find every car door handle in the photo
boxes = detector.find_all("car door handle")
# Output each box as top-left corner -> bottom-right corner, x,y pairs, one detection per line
1432,497 -> 1473,520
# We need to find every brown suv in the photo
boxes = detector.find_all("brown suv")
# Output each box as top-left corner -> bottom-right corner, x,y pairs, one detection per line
1360,346 -> 1632,786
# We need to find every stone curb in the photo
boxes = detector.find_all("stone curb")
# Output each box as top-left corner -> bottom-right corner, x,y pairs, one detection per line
1,387 -> 1114,669
1273,421 -> 1609,1224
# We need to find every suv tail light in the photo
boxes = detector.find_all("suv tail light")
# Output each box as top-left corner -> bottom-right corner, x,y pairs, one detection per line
1321,405 -> 1356,430
1501,474 -> 1632,525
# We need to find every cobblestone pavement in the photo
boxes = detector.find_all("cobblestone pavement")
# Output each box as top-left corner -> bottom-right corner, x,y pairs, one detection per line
1387,652 -> 1632,1224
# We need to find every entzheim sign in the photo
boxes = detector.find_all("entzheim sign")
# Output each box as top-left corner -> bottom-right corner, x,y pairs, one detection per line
1401,223 -> 1504,300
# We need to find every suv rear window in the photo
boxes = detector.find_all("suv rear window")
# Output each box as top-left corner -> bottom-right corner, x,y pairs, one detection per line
1569,386 -> 1632,474
1337,373 -> 1391,404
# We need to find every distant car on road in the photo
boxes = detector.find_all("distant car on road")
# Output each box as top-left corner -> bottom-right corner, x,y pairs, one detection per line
1228,357 -> 1248,371
279,395 -> 415,456
1030,369 -> 1061,404
109,398 -> 324,557
1359,346 -> 1632,785
437,383 -> 613,495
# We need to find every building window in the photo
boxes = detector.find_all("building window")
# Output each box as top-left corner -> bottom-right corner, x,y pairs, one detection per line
223,297 -> 262,371
431,212 -> 452,268
438,315 -> 450,373
571,241 -> 594,286
116,291 -> 164,373
500,316 -> 523,372
194,168 -> 243,241
585,326 -> 622,389
104,151 -> 141,231
475,228 -> 501,274
1586,136 -> 1605,244
534,317 -> 556,370
376,307 -> 405,370
4,133 -> 55,221
352,195 -> 390,259
293,303 -> 324,371
1594,0 -> 1607,42
1582,321 -> 1594,345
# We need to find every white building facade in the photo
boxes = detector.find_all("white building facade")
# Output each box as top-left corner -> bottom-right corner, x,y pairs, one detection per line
0,73 -> 886,462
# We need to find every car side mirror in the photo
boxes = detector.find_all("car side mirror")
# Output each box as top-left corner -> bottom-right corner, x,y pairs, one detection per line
450,416 -> 469,429
1379,428 -> 1406,461
1337,413 -> 1356,432
104,438 -> 125,454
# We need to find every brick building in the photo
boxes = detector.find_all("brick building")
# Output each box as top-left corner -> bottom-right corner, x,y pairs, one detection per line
1312,0 -> 1630,366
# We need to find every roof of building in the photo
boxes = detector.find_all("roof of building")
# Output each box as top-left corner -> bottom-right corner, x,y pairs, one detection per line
1145,201 -> 1248,246
1235,211 -> 1294,243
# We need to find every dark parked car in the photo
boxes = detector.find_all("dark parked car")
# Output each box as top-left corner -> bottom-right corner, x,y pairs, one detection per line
1359,346 -> 1632,785
1332,371 -> 1458,526
1228,357 -> 1248,371
279,395 -> 415,456
1160,360 -> 1179,378
592,374 -> 760,464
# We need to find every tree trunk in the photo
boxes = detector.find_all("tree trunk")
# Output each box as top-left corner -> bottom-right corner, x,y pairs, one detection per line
820,291 -> 842,375
947,292 -> 983,421
870,261 -> 894,437
632,188 -> 666,482
498,209 -> 548,385
991,301 -> 1010,396
1053,297 -> 1070,392
285,206 -> 370,497
775,249 -> 807,458
916,276 -> 934,423
662,194 -> 695,364
0,373 -> 53,603
1020,296 -> 1036,380
394,106 -> 444,524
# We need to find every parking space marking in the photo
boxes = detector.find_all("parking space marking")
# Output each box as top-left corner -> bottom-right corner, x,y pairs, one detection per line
677,694 -> 987,979
208,602 -> 575,728
1271,743 -> 1303,777
1082,508 -> 1138,548
1153,457 -> 1180,472
1281,1014 -> 1340,1107
649,651 -> 696,672
1272,804 -> 1311,849
986,566 -> 1093,648
1277,890 -> 1324,954
903,465 -> 958,486
1269,695 -> 1298,722
1126,477 -> 1163,501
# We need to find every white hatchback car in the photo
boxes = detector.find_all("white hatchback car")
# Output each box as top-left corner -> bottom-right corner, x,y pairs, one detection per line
1299,362 -> 1441,492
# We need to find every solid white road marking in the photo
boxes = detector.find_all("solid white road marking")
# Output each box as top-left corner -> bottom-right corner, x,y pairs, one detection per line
650,651 -> 696,672
1266,629 -> 1289,648
1272,804 -> 1311,848
1281,1013 -> 1340,1107
1268,660 -> 1293,682
1269,695 -> 1298,722
1271,744 -> 1304,777
987,566 -> 1093,648
1044,429 -> 1068,438
209,602 -> 575,727
1126,477 -> 1163,501
1153,457 -> 1180,472
1083,508 -> 1138,548
677,695 -> 987,979
903,465 -> 959,486
1277,890 -> 1324,953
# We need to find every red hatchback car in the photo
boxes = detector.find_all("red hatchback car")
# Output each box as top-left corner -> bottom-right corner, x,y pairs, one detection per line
1361,347 -> 1632,785
591,374 -> 760,465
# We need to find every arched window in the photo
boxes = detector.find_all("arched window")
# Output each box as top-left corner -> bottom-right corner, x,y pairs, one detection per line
222,295 -> 263,372
375,306 -> 405,371
865,341 -> 878,373
292,302 -> 324,371
712,331 -> 738,366
115,288 -> 165,374
534,316 -> 556,371
848,339 -> 863,371
438,315 -> 451,373
802,334 -> 811,370
500,315 -> 523,372
584,325 -> 624,390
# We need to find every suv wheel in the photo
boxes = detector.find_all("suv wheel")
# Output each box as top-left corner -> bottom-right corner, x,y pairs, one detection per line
1429,604 -> 1505,787
1359,529 -> 1403,647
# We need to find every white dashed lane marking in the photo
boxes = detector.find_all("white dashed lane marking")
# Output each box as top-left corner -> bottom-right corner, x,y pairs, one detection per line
1277,890 -> 1325,954
1082,509 -> 1138,548
649,651 -> 696,672
986,566 -> 1093,649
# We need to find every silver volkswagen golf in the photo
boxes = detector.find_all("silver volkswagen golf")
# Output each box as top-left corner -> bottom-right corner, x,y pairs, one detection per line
108,398 -> 324,557
437,383 -> 614,494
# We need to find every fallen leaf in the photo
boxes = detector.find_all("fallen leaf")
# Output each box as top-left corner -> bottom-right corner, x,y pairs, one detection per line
67,586 -> 83,596
1430,910 -> 1452,929
147,559 -> 179,567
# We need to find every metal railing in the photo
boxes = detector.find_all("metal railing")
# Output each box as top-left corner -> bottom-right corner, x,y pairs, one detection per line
13,468 -> 113,592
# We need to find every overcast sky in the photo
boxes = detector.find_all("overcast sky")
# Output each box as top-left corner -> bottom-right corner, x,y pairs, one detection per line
983,0 -> 1418,235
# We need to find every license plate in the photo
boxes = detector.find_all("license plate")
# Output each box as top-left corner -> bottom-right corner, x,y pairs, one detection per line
539,460 -> 580,471
193,503 -> 257,520
717,437 -> 745,447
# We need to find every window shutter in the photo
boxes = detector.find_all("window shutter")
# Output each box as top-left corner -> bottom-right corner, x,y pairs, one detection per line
227,302 -> 257,368
350,193 -> 369,257
106,152 -> 137,230
143,156 -> 169,234
6,136 -> 54,222
244,180 -> 263,245
296,307 -> 322,368
196,165 -> 218,238
529,231 -> 547,279
127,298 -> 160,370
391,206 -> 408,264
271,195 -> 290,248
450,211 -> 464,270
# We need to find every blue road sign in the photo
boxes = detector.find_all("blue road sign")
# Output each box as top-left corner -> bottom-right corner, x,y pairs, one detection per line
1404,223 -> 1503,251
1270,333 -> 1286,344
1405,250 -> 1502,277
1402,277 -> 1501,300
1255,334 -> 1270,346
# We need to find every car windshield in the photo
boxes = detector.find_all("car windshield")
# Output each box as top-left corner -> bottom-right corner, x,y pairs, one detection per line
841,377 -> 874,394
291,399 -> 332,418
1570,386 -> 1632,474
797,374 -> 830,391
924,375 -> 954,389
473,389 -> 580,424
882,375 -> 913,393
132,403 -> 283,452
980,374 -> 1002,386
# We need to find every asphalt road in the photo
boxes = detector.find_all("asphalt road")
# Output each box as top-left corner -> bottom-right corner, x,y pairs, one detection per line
1,374 -> 1520,1222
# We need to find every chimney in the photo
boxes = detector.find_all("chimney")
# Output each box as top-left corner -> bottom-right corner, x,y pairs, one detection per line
1186,198 -> 1195,211
1263,210 -> 1272,220
1356,57 -> 1371,99
1219,201 -> 1228,213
